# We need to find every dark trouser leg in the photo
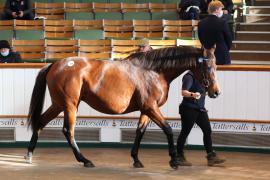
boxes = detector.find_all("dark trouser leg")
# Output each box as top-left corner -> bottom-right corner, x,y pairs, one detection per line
195,112 -> 213,154
177,106 -> 198,156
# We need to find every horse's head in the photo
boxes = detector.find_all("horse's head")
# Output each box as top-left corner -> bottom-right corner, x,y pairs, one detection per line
192,47 -> 221,98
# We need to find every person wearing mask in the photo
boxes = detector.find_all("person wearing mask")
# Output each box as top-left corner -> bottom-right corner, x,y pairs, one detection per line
1,0 -> 34,20
177,71 -> 226,166
178,0 -> 207,20
198,0 -> 232,65
0,40 -> 22,63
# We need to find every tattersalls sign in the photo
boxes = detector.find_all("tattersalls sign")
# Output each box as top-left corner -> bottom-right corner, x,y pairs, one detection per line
0,118 -> 269,134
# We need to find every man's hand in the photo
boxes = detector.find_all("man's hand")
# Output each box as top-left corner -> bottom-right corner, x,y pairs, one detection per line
223,10 -> 228,14
193,92 -> 201,99
12,12 -> 17,18
19,11 -> 24,17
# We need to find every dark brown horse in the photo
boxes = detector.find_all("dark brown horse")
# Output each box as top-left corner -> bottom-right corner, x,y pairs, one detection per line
25,46 -> 220,169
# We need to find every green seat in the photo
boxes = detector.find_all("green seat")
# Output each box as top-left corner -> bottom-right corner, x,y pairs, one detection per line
0,30 -> 14,40
109,0 -> 136,3
65,12 -> 94,20
52,0 -> 77,2
137,0 -> 163,3
15,30 -> 44,40
94,12 -> 122,20
165,0 -> 180,3
151,12 -> 179,20
75,30 -> 104,40
34,0 -> 53,2
123,12 -> 151,20
81,0 -> 107,3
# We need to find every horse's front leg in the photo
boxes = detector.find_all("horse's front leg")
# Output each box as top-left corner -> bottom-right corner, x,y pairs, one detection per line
131,114 -> 150,168
146,105 -> 178,169
62,106 -> 94,168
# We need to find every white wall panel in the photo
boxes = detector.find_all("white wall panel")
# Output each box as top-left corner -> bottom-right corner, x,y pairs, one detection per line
13,70 -> 25,115
24,69 -> 38,115
2,69 -> 14,115
0,70 -> 3,114
0,68 -> 270,121
258,72 -> 270,120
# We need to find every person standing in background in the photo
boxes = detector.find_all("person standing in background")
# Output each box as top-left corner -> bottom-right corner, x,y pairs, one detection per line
198,0 -> 232,65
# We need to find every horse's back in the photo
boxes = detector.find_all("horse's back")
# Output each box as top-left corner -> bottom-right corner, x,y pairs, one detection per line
46,57 -> 138,114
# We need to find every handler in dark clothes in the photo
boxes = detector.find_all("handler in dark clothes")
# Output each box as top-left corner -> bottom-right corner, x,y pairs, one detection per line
177,71 -> 226,166
198,0 -> 232,65
0,40 -> 22,63
1,0 -> 34,20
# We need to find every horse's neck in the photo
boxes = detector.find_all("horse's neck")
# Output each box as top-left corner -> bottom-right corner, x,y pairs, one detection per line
162,68 -> 186,84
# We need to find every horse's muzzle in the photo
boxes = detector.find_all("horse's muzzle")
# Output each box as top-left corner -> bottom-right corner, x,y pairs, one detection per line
209,91 -> 221,98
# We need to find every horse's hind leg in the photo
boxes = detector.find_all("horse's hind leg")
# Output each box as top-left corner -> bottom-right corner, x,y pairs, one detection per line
25,104 -> 62,163
62,106 -> 94,168
131,114 -> 150,168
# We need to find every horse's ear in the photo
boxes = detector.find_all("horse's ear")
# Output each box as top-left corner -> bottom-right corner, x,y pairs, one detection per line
210,45 -> 216,54
203,45 -> 216,57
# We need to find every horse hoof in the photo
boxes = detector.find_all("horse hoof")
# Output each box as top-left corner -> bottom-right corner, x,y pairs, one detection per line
24,155 -> 32,164
169,160 -> 178,170
133,161 -> 144,168
84,161 -> 95,168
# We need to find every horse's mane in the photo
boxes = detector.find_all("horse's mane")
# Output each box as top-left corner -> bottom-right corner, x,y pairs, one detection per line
125,46 -> 202,72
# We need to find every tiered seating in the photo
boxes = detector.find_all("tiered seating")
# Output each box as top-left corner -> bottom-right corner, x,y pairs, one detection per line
30,2 -> 180,20
79,39 -> 111,60
111,39 -> 144,59
44,20 -> 73,39
0,20 -> 14,40
12,40 -> 45,61
177,39 -> 201,48
74,20 -> 103,39
103,20 -> 133,39
0,19 -> 198,40
35,3 -> 65,20
10,39 -> 205,62
149,3 -> 179,20
122,3 -> 151,20
133,20 -> 163,39
14,20 -> 44,40
149,39 -> 176,49
163,20 -> 197,39
93,2 -> 122,20
46,39 -> 78,61
65,3 -> 94,20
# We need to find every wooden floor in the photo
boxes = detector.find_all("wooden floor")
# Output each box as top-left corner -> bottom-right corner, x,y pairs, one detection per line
0,147 -> 269,180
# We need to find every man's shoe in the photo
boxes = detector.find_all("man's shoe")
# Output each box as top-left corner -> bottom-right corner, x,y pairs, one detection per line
177,154 -> 192,166
207,151 -> 226,166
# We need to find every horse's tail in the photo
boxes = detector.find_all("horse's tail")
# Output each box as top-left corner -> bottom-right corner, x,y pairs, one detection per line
27,64 -> 53,132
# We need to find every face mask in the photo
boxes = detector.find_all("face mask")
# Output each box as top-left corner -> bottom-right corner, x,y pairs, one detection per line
217,10 -> 223,18
0,49 -> 9,57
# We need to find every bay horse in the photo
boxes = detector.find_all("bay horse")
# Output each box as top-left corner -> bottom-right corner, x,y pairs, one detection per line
25,46 -> 220,169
